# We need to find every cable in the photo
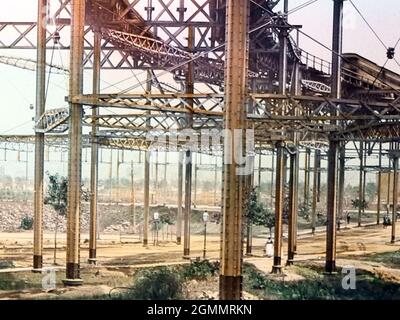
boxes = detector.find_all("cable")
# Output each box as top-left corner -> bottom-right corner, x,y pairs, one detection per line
348,0 -> 387,51
349,0 -> 400,72
288,0 -> 320,15
0,120 -> 33,135
45,44 -> 56,103
298,29 -> 400,95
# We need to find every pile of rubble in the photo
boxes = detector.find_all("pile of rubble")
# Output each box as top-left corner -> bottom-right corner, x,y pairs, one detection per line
0,201 -> 90,232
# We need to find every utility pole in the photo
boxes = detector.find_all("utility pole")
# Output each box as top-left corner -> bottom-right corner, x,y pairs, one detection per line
64,0 -> 85,285
219,0 -> 250,300
33,0 -> 47,272
325,0 -> 343,274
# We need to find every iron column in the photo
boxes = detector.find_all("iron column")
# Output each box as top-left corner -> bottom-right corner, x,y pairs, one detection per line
176,151 -> 184,245
337,144 -> 345,223
33,0 -> 47,271
272,10 -> 288,274
358,142 -> 364,227
88,28 -> 101,264
377,143 -> 382,225
311,149 -> 319,233
183,26 -> 194,258
64,0 -> 85,284
304,148 -> 310,207
325,0 -> 343,274
219,0 -> 250,300
183,149 -> 192,258
143,70 -> 152,246
287,149 -> 299,265
391,153 -> 398,244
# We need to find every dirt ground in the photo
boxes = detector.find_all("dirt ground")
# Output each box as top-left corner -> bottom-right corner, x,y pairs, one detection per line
0,221 -> 399,299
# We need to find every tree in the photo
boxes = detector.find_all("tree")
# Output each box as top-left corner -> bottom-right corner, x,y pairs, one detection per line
365,182 -> 377,202
351,198 -> 369,211
44,173 -> 89,265
44,173 -> 67,265
244,188 -> 275,237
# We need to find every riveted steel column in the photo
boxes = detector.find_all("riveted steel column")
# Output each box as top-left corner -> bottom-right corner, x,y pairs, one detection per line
64,0 -> 85,284
143,70 -> 151,246
311,149 -> 319,233
183,26 -> 194,258
88,29 -> 101,264
304,148 -> 310,206
358,141 -> 364,227
219,0 -> 249,300
214,156 -> 218,206
377,143 -> 382,225
272,8 -> 288,274
337,145 -> 345,222
272,143 -> 285,273
391,153 -> 398,244
287,149 -> 299,265
183,148 -> 192,257
325,0 -> 343,274
143,150 -> 150,246
130,160 -> 136,233
176,151 -> 184,245
326,140 -> 339,273
33,0 -> 47,271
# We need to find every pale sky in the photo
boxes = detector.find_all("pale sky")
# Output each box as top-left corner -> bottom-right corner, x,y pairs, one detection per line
0,0 -> 398,181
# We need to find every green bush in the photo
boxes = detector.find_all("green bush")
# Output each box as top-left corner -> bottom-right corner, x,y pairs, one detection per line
122,267 -> 183,300
0,260 -> 15,270
181,260 -> 219,280
20,216 -> 34,230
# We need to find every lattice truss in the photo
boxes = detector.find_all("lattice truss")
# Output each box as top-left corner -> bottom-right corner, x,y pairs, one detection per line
1,0 -> 400,145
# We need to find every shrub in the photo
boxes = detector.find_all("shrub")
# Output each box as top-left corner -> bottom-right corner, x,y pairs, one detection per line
124,267 -> 183,300
181,260 -> 219,280
20,216 -> 34,230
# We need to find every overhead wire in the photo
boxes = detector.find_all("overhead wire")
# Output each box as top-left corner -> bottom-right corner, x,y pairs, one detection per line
349,0 -> 400,71
298,29 -> 400,95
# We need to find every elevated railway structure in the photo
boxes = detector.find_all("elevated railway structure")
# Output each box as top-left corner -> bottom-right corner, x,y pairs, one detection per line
0,0 -> 400,298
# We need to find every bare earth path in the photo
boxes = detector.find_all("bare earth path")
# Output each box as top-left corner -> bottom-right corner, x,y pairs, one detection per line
0,222 -> 399,299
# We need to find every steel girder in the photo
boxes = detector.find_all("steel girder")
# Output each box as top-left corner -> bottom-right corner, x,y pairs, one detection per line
65,93 -> 400,141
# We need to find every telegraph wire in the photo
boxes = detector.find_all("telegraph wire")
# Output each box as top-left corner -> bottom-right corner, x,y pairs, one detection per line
298,29 -> 400,95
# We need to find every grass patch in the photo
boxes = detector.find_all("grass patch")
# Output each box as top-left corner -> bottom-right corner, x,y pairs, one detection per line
360,251 -> 400,269
243,263 -> 400,300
